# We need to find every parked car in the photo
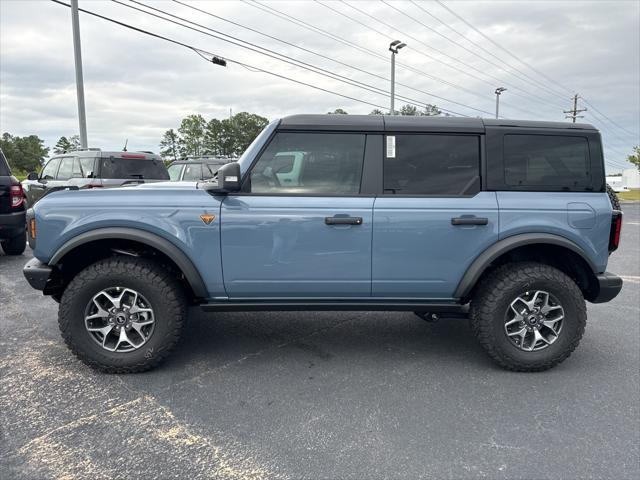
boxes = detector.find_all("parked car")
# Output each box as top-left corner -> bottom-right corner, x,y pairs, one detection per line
167,157 -> 235,182
0,148 -> 27,255
23,115 -> 623,373
22,150 -> 169,206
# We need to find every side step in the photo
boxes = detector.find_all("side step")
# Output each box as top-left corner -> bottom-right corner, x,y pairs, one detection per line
200,301 -> 466,313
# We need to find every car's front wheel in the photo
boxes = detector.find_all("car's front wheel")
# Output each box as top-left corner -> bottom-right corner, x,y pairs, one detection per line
470,262 -> 586,371
58,256 -> 187,373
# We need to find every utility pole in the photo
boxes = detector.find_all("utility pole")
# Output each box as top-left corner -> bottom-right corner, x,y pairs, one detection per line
494,87 -> 507,119
71,0 -> 88,149
564,94 -> 587,123
389,40 -> 406,115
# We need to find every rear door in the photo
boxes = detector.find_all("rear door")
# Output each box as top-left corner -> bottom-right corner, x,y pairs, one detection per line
372,133 -> 499,299
220,131 -> 376,298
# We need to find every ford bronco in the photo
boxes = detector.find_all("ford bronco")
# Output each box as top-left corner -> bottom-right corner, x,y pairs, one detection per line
23,115 -> 623,373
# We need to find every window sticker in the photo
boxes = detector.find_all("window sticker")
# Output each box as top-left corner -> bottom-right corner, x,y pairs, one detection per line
386,135 -> 396,158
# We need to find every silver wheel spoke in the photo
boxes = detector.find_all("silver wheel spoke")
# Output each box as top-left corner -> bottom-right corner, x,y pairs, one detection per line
504,289 -> 564,352
84,287 -> 155,353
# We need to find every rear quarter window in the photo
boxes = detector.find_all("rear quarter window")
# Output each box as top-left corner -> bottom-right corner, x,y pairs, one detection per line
504,135 -> 591,188
99,157 -> 169,180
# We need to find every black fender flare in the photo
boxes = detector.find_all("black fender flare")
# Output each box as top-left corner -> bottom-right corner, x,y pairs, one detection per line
49,227 -> 208,298
454,233 -> 598,300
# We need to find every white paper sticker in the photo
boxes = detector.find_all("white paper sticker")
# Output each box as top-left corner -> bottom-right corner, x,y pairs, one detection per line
225,176 -> 238,182
386,135 -> 396,158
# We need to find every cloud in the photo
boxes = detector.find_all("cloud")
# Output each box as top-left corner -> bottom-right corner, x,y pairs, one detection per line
0,0 -> 638,168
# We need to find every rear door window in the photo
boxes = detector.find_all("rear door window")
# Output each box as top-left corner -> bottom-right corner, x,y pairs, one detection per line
99,157 -> 169,180
503,135 -> 590,188
383,134 -> 480,195
78,157 -> 96,177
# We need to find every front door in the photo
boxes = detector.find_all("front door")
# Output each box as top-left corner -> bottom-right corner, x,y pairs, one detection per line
372,133 -> 499,299
221,131 -> 374,298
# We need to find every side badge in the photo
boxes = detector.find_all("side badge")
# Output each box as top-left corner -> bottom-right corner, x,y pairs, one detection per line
200,214 -> 216,225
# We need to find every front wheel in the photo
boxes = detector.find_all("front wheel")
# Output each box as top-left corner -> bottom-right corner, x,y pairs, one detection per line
58,256 -> 187,373
470,262 -> 586,372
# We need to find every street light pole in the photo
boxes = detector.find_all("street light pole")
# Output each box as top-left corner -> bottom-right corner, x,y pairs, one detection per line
71,0 -> 88,149
494,87 -> 507,119
389,40 -> 406,115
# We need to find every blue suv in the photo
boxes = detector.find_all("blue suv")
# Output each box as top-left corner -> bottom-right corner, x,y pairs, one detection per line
23,115 -> 623,372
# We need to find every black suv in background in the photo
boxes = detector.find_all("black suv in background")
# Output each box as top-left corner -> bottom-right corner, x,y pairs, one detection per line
0,148 -> 26,255
22,150 -> 169,206
167,157 -> 235,181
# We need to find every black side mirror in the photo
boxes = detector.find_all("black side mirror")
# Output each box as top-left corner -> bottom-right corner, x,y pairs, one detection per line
203,162 -> 241,194
27,172 -> 38,181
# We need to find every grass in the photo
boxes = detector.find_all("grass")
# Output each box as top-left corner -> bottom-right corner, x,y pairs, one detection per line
618,189 -> 640,201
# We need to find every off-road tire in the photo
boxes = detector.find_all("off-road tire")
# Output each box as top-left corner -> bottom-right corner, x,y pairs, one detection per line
58,256 -> 187,373
606,183 -> 621,210
1,232 -> 26,255
469,262 -> 586,372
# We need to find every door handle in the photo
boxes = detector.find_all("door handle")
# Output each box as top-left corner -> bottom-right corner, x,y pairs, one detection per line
451,217 -> 488,226
325,216 -> 363,225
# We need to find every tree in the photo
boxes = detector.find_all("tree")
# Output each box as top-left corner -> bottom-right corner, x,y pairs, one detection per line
53,135 -> 81,154
369,109 -> 384,115
0,132 -> 49,173
400,104 -> 418,116
228,112 -> 269,156
177,114 -> 207,158
159,129 -> 180,163
628,146 -> 640,172
328,108 -> 348,114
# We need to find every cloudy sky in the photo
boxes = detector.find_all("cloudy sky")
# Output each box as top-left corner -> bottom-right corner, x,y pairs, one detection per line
1,0 -> 638,171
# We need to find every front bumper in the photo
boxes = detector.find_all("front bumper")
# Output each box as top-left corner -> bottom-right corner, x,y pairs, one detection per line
591,272 -> 623,303
23,258 -> 52,291
0,210 -> 26,240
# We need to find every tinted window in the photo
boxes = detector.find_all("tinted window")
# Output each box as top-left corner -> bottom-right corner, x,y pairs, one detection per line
503,135 -> 590,187
99,157 -> 169,180
182,164 -> 203,181
383,135 -> 480,195
41,158 -> 61,180
250,133 -> 365,194
167,163 -> 183,181
0,150 -> 10,175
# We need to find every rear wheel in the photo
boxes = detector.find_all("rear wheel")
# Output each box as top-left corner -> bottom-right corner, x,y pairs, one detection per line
470,262 -> 586,371
606,183 -> 621,210
1,232 -> 26,255
58,256 -> 187,373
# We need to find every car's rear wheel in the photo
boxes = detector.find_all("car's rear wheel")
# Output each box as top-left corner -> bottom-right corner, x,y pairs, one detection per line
470,262 -> 586,371
1,232 -> 26,255
58,256 -> 187,373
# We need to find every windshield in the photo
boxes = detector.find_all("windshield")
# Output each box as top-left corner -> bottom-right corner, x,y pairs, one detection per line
100,157 -> 169,180
236,119 -> 280,175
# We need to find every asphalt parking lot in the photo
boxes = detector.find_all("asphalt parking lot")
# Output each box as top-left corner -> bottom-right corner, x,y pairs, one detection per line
1,204 -> 638,480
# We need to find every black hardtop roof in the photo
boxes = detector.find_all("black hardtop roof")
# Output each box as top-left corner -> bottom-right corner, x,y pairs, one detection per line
278,114 -> 596,133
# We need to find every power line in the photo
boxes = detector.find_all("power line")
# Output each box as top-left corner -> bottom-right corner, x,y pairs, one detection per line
432,0 -> 575,98
169,0 -> 484,116
582,98 -> 639,139
119,0 -> 478,116
333,0 -> 566,114
379,0 -> 570,105
50,0 -> 391,112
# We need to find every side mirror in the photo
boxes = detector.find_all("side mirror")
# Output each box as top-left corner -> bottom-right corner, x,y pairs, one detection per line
27,172 -> 39,181
203,162 -> 241,194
